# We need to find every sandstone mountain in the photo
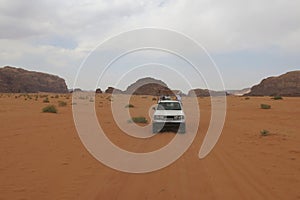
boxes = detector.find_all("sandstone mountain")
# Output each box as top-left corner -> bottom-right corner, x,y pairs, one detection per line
105,87 -> 123,94
246,71 -> 300,96
188,89 -> 227,97
188,89 -> 210,97
95,88 -> 102,93
227,88 -> 251,96
0,66 -> 68,93
124,77 -> 173,96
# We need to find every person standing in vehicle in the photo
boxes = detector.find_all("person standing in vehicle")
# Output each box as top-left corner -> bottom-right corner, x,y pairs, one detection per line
176,93 -> 182,103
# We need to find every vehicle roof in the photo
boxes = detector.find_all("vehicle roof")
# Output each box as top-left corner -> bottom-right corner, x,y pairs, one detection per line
158,100 -> 181,103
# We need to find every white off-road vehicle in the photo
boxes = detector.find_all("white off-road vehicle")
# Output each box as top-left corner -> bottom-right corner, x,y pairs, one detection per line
152,99 -> 186,133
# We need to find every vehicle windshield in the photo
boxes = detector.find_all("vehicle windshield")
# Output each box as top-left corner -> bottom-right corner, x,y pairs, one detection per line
157,102 -> 182,110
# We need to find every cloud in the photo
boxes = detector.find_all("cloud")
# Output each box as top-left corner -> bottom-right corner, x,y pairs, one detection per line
121,0 -> 300,53
0,0 -> 299,90
1,0 -> 299,52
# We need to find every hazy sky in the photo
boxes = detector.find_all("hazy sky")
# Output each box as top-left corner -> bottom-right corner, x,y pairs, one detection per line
0,0 -> 299,91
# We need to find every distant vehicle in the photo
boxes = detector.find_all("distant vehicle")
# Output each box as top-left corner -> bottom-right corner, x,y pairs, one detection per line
152,99 -> 186,133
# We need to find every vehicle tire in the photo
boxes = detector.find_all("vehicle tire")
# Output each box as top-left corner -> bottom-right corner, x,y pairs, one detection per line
178,123 -> 186,134
152,124 -> 158,134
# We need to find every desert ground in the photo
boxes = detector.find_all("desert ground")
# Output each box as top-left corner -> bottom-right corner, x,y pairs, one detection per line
0,93 -> 299,200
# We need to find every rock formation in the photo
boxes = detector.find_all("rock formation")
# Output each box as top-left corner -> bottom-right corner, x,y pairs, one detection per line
188,89 -> 210,97
105,87 -> 123,94
0,66 -> 68,93
124,77 -> 173,96
227,88 -> 251,96
95,88 -> 102,93
246,71 -> 300,96
188,89 -> 227,97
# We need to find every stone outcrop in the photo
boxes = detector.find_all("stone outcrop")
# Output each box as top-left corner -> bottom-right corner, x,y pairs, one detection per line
124,77 -> 173,96
246,71 -> 300,96
0,66 -> 68,93
227,88 -> 251,96
188,89 -> 210,97
188,89 -> 227,97
95,88 -> 102,93
105,87 -> 123,94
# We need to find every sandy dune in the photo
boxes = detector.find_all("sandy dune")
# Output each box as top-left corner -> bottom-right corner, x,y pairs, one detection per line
0,94 -> 299,199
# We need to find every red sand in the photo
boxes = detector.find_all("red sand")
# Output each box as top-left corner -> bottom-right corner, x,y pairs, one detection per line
0,94 -> 299,199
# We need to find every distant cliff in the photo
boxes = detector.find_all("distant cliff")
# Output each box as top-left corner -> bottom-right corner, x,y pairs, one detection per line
105,87 -> 123,94
188,88 -> 227,97
0,66 -> 68,93
124,77 -> 173,96
227,88 -> 251,96
246,71 -> 300,96
188,88 -> 210,97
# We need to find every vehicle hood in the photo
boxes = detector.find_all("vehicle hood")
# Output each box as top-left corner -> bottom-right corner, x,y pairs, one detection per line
154,110 -> 184,116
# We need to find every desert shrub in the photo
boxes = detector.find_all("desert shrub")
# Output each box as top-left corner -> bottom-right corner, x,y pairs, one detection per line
55,95 -> 59,98
152,97 -> 157,101
128,117 -> 148,123
125,104 -> 134,108
245,97 -> 250,100
272,96 -> 283,100
58,101 -> 67,107
141,96 -> 148,99
39,95 -> 48,98
260,129 -> 269,136
42,105 -> 57,113
260,104 -> 271,109
43,97 -> 50,103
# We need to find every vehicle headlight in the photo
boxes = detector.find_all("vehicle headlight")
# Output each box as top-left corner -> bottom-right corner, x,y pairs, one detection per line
174,115 -> 184,120
154,115 -> 164,120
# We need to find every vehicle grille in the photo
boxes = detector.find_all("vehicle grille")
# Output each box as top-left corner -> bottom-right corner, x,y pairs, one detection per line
166,116 -> 175,120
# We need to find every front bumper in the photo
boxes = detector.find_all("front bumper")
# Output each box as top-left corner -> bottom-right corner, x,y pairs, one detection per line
152,122 -> 186,133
